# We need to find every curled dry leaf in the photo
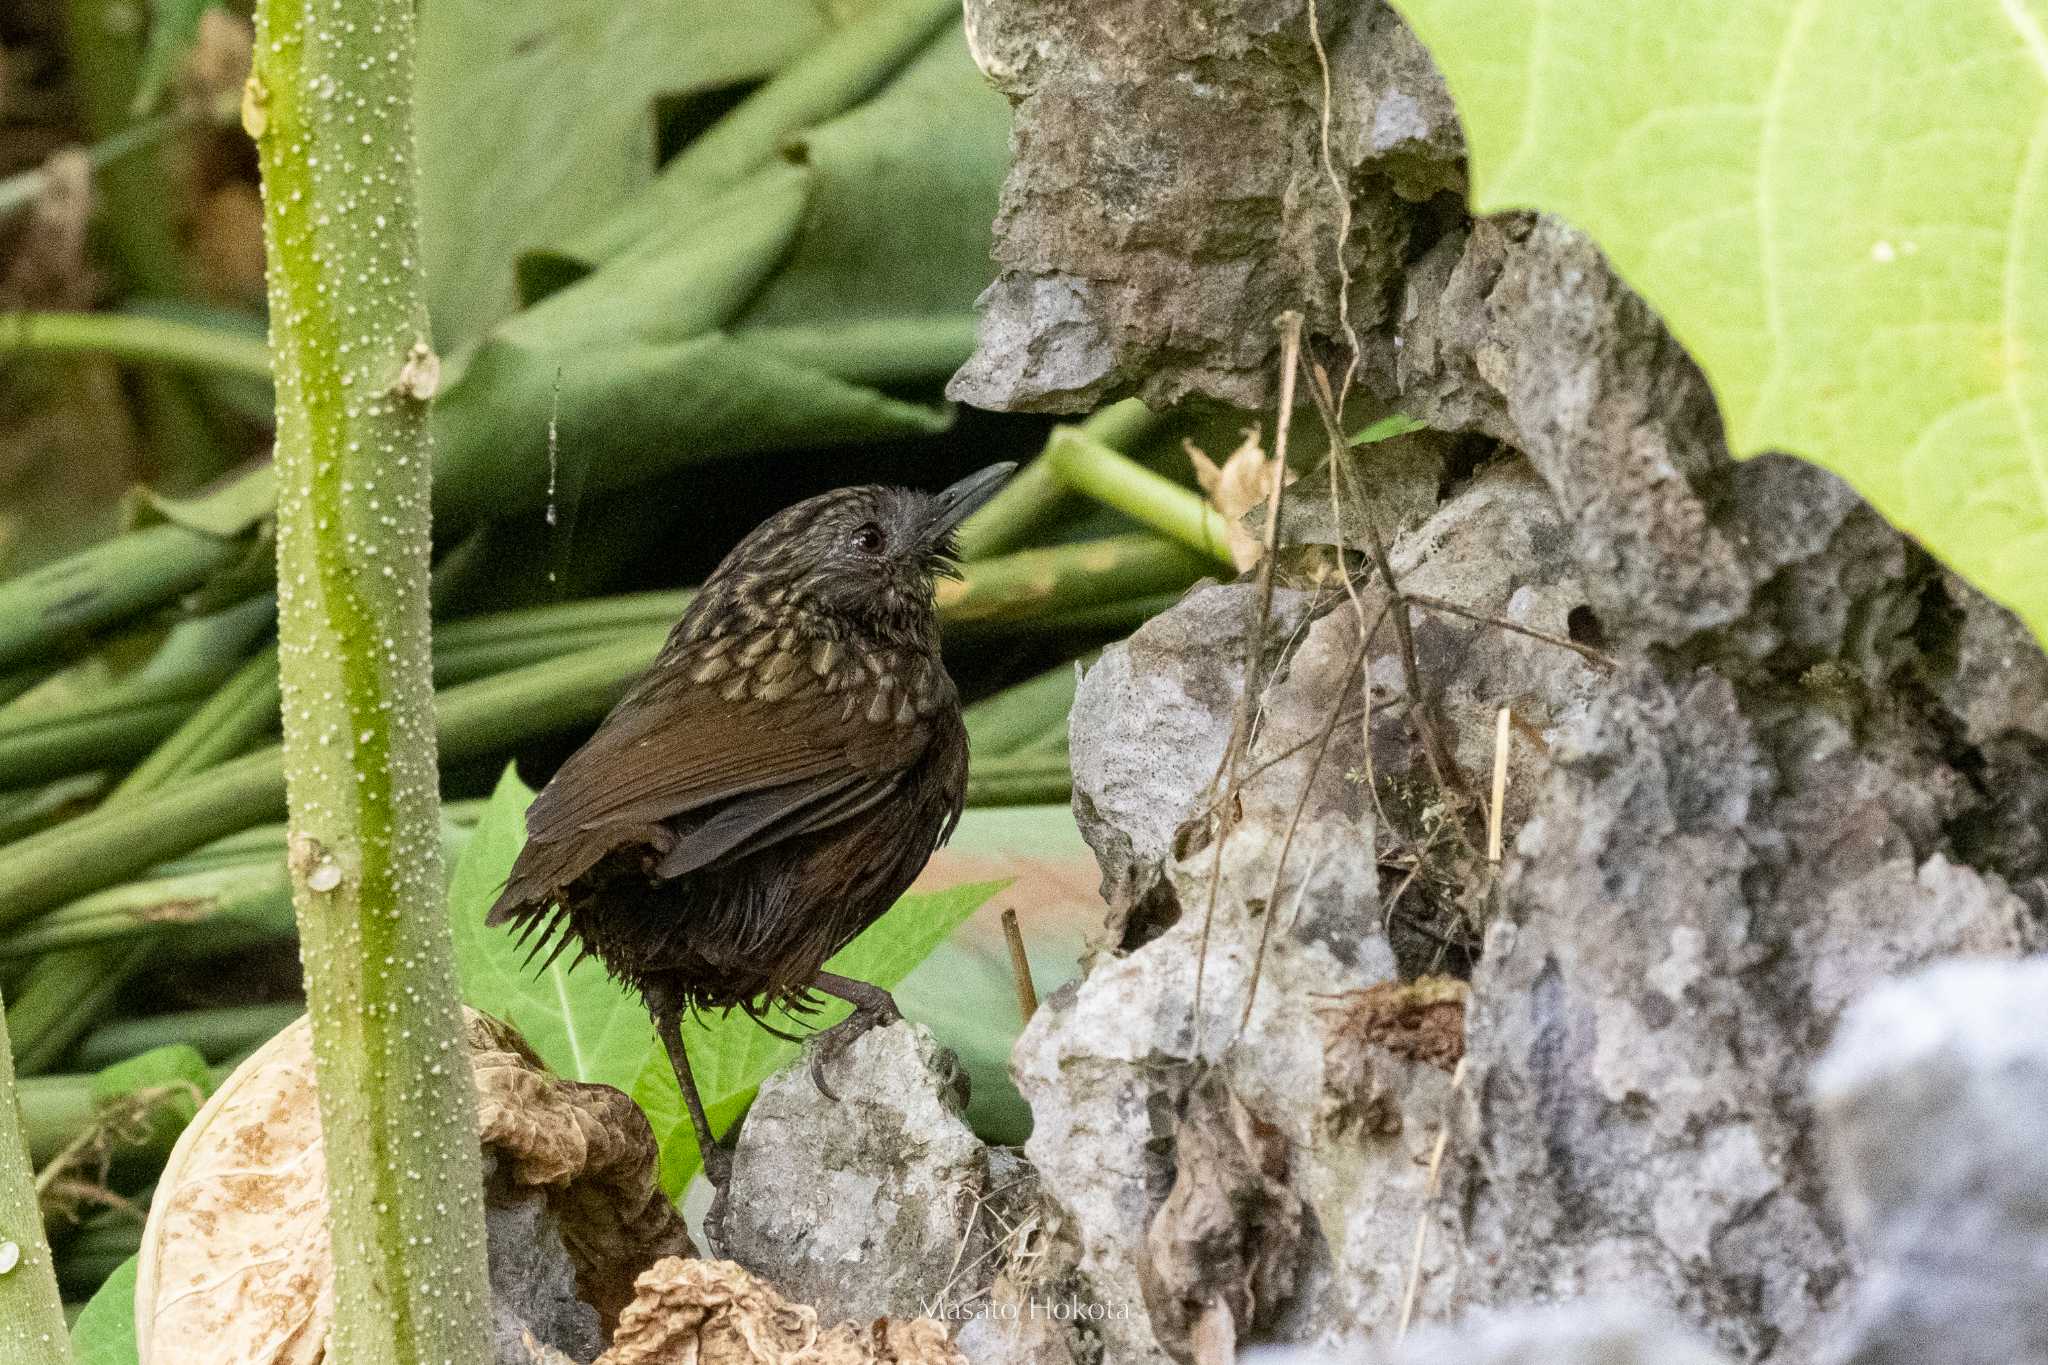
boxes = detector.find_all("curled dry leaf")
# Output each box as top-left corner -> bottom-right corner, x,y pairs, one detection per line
137,1007 -> 692,1364
1138,1073 -> 1304,1365
472,1015 -> 694,1329
1185,427 -> 1295,571
596,1258 -> 966,1365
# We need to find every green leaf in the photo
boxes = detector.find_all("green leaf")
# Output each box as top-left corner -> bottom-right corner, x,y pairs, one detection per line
415,0 -> 841,354
449,767 -> 659,1093
90,1042 -> 211,1163
427,165 -> 952,538
69,1253 -> 139,1365
1349,413 -> 1427,446
731,26 -> 1010,331
1384,0 -> 2048,645
631,876 -> 1005,1194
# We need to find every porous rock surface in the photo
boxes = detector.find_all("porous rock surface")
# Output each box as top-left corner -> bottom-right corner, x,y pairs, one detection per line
710,1022 -> 994,1326
952,0 -> 1462,411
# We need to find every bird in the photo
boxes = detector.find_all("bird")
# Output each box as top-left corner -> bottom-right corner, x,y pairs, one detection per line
485,463 -> 1015,1189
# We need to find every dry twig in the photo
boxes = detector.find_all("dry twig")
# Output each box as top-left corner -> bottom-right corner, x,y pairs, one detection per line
1193,312 -> 1304,1044
1000,908 -> 1038,1023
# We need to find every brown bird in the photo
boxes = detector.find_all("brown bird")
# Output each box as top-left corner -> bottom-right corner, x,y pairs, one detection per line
486,464 -> 1014,1188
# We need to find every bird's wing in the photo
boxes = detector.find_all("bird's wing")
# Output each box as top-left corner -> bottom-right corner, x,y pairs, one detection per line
490,628 -> 936,915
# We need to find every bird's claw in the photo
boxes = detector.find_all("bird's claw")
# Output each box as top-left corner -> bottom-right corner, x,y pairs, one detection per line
805,1002 -> 901,1102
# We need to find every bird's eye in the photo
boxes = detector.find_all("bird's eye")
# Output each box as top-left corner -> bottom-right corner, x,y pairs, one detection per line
852,522 -> 885,554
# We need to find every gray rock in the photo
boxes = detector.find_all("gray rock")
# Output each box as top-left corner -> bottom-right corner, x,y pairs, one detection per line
1452,669 -> 2044,1362
951,0 -> 1461,412
1392,1301 -> 1729,1365
1399,216 -> 1881,653
1812,957 -> 2048,1365
710,1022 -> 995,1326
1067,583 -> 1314,946
483,1153 -> 607,1365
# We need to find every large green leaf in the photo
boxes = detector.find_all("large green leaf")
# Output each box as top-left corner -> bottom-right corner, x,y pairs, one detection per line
415,0 -> 836,353
70,1254 -> 139,1365
448,765 -> 1003,1192
427,165 -> 952,537
1385,0 -> 2048,645
732,27 -> 1011,330
449,768 -> 658,1093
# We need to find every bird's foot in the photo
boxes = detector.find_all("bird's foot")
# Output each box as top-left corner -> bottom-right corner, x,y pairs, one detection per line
806,997 -> 902,1102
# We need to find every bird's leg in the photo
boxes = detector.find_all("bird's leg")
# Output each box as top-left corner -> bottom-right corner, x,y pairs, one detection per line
655,1010 -> 732,1190
805,971 -> 903,1101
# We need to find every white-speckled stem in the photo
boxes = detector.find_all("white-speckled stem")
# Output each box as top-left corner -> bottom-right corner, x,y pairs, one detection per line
249,0 -> 490,1360
0,990 -> 69,1365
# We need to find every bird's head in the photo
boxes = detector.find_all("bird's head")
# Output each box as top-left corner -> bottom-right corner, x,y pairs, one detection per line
696,463 -> 1016,649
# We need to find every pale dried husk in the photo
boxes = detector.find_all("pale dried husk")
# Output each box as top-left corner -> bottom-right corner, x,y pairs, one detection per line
135,1007 -> 692,1364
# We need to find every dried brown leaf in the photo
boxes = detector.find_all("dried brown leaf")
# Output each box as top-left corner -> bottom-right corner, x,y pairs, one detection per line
1137,1074 -> 1303,1365
1185,427 -> 1295,571
597,1258 -> 965,1365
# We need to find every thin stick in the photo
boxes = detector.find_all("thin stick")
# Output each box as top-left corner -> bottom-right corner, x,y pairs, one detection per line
1192,312 -> 1303,1041
1303,0 -> 1361,401
1396,1056 -> 1468,1340
1304,363 -> 1472,812
1237,608 -> 1385,1031
1487,708 -> 1511,864
1400,591 -> 1618,670
1000,908 -> 1038,1023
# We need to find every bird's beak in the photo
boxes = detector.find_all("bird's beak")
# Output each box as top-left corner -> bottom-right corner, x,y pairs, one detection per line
924,462 -> 1018,541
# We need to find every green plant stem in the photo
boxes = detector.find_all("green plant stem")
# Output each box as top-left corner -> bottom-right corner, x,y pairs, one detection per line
3,946 -> 152,1077
0,524 -> 241,674
554,0 -> 960,271
16,1074 -> 92,1169
0,596 -> 683,790
0,311 -> 274,381
1022,591 -> 1184,639
62,0 -> 182,297
0,596 -> 276,789
964,663 -> 1080,757
250,0 -> 493,1353
955,399 -> 1165,561
0,694 -> 202,790
117,648 -> 281,794
75,1003 -> 305,1073
0,989 -> 71,1365
5,806 -> 483,964
1045,425 -> 1236,568
4,626 -> 290,1073
936,533 -> 1210,626
0,860 -> 293,962
963,755 -> 1074,806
